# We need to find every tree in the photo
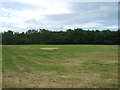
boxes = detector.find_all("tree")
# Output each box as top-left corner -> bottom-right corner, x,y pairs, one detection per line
2,29 -> 118,45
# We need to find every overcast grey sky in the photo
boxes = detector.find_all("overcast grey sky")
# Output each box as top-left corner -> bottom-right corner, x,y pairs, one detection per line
0,0 -> 118,32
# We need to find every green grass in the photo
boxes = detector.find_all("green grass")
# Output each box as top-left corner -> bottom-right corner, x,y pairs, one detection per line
2,45 -> 118,88
0,45 -> 2,89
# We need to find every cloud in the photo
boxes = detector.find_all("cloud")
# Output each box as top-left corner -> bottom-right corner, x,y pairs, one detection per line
0,0 -> 119,2
63,23 -> 118,30
0,1 -> 118,32
45,2 -> 117,24
64,22 -> 103,29
105,25 -> 118,29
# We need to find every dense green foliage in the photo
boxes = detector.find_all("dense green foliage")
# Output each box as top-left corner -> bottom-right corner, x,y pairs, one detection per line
2,28 -> 119,45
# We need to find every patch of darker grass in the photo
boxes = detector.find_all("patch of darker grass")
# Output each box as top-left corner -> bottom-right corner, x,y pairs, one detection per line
100,73 -> 114,78
97,84 -> 118,88
75,60 -> 118,73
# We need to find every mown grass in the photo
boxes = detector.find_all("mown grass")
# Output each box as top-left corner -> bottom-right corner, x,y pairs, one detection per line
0,45 -> 2,88
2,45 -> 118,88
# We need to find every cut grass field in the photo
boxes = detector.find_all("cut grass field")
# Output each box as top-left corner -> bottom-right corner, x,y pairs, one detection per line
2,45 -> 118,88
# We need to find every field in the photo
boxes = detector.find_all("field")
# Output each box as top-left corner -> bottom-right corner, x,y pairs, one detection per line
2,45 -> 118,88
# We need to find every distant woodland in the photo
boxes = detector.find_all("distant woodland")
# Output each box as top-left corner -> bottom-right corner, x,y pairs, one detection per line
1,28 -> 120,45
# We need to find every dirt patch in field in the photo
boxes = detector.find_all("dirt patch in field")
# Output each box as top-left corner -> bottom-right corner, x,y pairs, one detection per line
40,48 -> 58,50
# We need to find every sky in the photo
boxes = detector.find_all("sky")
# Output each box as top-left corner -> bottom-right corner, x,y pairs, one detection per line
0,0 -> 119,32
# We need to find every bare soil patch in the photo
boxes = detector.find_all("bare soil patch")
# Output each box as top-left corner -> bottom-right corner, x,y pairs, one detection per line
40,48 -> 58,50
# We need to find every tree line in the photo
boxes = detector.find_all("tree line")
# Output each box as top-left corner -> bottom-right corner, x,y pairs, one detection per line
1,28 -> 119,45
